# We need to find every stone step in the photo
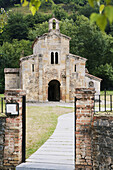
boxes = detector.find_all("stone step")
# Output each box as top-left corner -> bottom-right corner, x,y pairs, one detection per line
16,162 -> 75,170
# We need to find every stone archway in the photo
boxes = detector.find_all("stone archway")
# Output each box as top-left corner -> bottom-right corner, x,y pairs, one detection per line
48,80 -> 60,101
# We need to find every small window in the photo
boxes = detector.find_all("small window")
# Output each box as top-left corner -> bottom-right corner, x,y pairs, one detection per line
89,81 -> 94,88
55,52 -> 58,64
53,20 -> 56,30
32,64 -> 34,72
75,65 -> 76,72
51,52 -> 54,64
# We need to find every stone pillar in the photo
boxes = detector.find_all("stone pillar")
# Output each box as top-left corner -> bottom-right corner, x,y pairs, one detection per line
56,20 -> 59,31
4,68 -> 20,90
38,54 -> 43,102
66,55 -> 70,103
3,89 -> 26,169
49,21 -> 53,31
75,88 -> 95,169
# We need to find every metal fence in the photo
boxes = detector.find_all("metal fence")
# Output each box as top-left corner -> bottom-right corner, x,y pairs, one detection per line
0,97 -> 6,114
94,91 -> 113,113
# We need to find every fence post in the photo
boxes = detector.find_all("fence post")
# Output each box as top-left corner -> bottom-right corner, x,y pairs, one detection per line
110,95 -> 112,112
1,98 -> 3,113
22,95 -> 26,163
75,88 -> 95,169
105,89 -> 106,112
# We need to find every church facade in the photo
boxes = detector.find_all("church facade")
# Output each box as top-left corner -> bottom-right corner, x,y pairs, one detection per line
4,18 -> 102,102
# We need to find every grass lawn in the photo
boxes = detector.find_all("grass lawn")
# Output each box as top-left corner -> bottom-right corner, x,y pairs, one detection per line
100,91 -> 113,95
7,5 -> 52,15
26,105 -> 73,158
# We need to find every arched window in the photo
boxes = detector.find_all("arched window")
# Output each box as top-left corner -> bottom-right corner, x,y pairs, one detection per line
51,52 -> 54,64
55,52 -> 58,64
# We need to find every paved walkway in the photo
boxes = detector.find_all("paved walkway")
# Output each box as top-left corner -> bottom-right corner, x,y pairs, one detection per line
27,102 -> 74,108
16,112 -> 75,170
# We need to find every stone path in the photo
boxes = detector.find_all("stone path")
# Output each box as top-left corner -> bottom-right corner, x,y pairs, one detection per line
27,102 -> 74,108
16,112 -> 75,170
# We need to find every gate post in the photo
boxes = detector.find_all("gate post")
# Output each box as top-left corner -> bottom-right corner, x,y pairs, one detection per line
75,88 -> 95,169
4,89 -> 26,169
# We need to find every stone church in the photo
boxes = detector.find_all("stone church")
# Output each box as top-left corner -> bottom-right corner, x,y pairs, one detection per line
4,18 -> 101,102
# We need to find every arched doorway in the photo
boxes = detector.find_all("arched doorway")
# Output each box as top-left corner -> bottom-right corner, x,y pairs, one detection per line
48,80 -> 60,101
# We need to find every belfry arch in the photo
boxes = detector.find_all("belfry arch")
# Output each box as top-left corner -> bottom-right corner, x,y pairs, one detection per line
48,80 -> 60,101
49,18 -> 60,32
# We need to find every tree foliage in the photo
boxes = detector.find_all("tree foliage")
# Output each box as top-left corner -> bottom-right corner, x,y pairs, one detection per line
0,39 -> 32,93
0,0 -> 113,91
0,8 -> 8,33
2,13 -> 29,42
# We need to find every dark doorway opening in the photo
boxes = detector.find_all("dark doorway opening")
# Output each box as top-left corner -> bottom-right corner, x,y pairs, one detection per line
48,80 -> 60,101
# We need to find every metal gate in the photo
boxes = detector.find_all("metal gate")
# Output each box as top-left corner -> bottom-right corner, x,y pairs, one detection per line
94,91 -> 113,113
22,95 -> 26,162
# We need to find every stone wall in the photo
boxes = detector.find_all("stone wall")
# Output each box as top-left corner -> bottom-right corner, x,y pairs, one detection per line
92,116 -> 113,169
0,89 -> 26,170
4,68 -> 20,90
0,118 -> 5,168
75,88 -> 113,169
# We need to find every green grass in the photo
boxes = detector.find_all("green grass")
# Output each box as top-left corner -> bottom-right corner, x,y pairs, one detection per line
26,106 -> 73,158
100,91 -> 113,95
7,6 -> 32,15
0,94 -> 4,97
0,94 -> 5,116
7,5 -> 52,15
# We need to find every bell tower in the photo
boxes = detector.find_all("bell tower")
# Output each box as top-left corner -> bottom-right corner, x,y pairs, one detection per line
49,18 -> 60,32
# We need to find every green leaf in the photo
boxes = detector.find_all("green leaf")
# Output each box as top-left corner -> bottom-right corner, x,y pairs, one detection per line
105,6 -> 113,24
99,4 -> 105,14
96,14 -> 107,31
29,6 -> 36,16
105,0 -> 111,5
88,0 -> 94,8
22,0 -> 29,7
34,1 -> 41,10
90,13 -> 99,22
21,0 -> 24,3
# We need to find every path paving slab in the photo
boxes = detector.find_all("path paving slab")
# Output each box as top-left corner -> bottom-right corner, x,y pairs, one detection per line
16,112 -> 75,170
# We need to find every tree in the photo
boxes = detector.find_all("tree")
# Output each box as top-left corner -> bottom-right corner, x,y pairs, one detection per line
0,8 -> 8,33
95,64 -> 113,90
52,4 -> 68,20
0,39 -> 32,92
28,21 -> 49,41
2,13 -> 29,42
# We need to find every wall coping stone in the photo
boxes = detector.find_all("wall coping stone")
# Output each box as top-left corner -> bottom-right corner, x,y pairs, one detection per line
5,89 -> 26,97
75,88 -> 95,95
4,68 -> 20,74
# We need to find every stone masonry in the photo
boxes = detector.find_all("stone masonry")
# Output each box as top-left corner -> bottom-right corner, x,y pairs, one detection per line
0,89 -> 26,170
92,116 -> 113,169
75,88 -> 113,169
4,18 -> 102,102
0,118 -> 5,168
75,88 -> 95,169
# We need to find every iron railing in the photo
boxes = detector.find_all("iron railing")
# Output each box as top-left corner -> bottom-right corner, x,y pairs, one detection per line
94,91 -> 113,113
